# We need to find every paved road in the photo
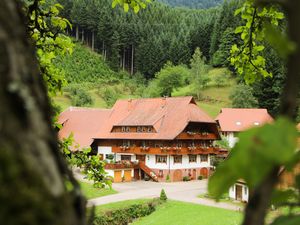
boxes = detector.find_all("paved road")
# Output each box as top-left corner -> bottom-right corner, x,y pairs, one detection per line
87,180 -> 243,211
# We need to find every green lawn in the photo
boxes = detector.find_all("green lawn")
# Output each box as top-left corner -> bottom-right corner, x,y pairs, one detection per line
133,200 -> 242,225
79,181 -> 117,200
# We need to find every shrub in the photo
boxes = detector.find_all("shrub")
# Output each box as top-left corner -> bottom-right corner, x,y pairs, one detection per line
197,175 -> 203,180
66,86 -> 93,106
214,73 -> 228,87
230,84 -> 258,108
100,86 -> 120,107
166,174 -> 170,182
160,189 -> 167,201
183,176 -> 191,182
93,199 -> 161,225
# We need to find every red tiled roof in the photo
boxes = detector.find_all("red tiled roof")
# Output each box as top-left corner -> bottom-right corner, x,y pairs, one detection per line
95,96 -> 217,140
58,107 -> 112,148
215,108 -> 273,132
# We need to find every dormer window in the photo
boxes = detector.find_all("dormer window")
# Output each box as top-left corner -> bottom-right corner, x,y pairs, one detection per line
121,126 -> 130,132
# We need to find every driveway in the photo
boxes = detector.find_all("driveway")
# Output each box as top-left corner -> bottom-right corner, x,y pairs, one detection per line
87,180 -> 243,211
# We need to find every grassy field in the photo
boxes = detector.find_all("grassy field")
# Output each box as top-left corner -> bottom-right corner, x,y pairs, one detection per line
133,200 -> 242,225
79,181 -> 117,200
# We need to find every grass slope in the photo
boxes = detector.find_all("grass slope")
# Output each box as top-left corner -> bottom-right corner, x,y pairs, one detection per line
79,181 -> 117,200
174,68 -> 236,117
133,200 -> 242,225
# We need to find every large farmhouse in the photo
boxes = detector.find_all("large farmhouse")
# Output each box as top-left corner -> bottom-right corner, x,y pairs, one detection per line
59,96 -> 224,182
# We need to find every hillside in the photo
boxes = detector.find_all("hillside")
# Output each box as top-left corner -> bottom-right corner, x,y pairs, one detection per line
159,0 -> 224,9
53,44 -> 236,118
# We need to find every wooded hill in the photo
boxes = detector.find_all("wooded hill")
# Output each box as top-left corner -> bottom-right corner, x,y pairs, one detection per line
159,0 -> 224,9
56,0 -> 291,119
58,0 -> 242,78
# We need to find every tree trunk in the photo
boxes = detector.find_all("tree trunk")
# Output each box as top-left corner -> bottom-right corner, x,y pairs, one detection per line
81,29 -> 84,43
0,1 -> 86,224
92,31 -> 95,51
131,44 -> 134,75
123,48 -> 126,71
76,25 -> 79,41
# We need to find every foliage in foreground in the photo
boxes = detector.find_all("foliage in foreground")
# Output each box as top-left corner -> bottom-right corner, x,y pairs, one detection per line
61,135 -> 111,188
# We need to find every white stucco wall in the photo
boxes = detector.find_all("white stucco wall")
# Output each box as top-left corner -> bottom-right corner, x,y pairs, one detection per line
226,132 -> 239,148
145,154 -> 211,170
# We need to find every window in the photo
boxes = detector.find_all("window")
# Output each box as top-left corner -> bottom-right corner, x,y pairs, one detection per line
137,126 -> 143,132
189,155 -> 197,163
176,142 -> 182,148
121,155 -> 131,161
200,155 -> 208,162
122,140 -> 130,147
126,127 -> 130,132
105,154 -> 114,160
173,155 -> 182,164
156,155 -> 167,164
147,127 -> 153,132
121,127 -> 126,132
141,140 -> 147,147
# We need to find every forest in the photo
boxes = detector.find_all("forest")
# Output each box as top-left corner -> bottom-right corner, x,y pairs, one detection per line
55,0 -> 293,119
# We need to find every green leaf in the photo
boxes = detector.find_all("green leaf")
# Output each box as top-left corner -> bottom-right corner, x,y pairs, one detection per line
134,5 -> 140,13
124,3 -> 129,12
111,0 -> 117,8
271,189 -> 297,207
270,215 -> 300,225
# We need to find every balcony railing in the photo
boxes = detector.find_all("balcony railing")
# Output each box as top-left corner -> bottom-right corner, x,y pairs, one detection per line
112,146 -> 222,155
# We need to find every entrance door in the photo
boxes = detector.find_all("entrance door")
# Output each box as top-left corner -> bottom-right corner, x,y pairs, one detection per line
200,168 -> 208,178
114,170 -> 122,183
192,169 -> 197,180
134,169 -> 140,180
136,155 -> 146,162
235,185 -> 243,201
124,170 -> 132,182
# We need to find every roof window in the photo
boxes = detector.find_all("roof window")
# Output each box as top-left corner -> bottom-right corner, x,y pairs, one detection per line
236,121 -> 241,126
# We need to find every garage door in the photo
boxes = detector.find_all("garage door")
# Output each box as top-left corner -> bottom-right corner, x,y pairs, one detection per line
124,170 -> 132,182
114,170 -> 122,183
173,169 -> 183,182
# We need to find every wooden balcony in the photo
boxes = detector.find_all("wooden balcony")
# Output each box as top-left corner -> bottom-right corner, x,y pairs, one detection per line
112,146 -> 222,155
176,132 -> 217,140
104,161 -> 139,170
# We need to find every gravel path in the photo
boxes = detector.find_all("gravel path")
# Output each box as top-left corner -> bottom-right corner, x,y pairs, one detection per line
87,180 -> 243,211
